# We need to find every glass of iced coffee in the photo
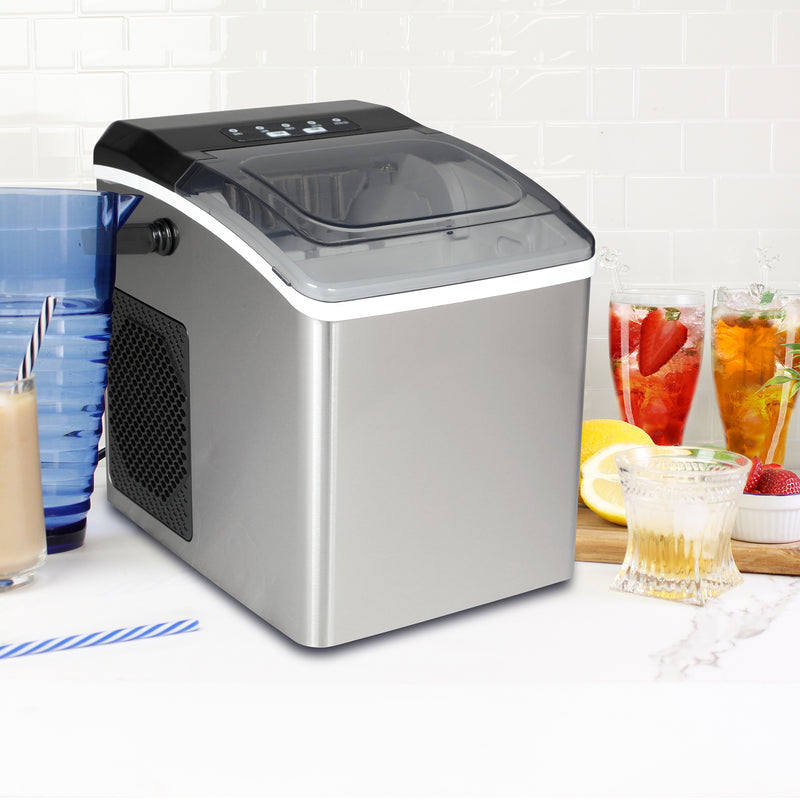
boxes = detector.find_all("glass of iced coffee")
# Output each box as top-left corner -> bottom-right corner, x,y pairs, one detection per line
0,368 -> 46,590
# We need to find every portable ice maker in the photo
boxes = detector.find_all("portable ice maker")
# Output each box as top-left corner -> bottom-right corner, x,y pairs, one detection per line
94,100 -> 595,647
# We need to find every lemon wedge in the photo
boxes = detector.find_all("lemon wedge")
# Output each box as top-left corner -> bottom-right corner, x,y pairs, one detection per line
579,442 -> 643,526
579,419 -> 653,479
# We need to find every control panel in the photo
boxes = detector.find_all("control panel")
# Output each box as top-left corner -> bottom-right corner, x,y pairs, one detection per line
220,115 -> 360,144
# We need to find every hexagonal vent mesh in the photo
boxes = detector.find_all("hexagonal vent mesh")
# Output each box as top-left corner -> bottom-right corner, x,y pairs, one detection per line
107,289 -> 193,541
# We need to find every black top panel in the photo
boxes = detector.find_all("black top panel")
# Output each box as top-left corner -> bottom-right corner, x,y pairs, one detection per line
220,115 -> 361,143
94,100 -> 426,189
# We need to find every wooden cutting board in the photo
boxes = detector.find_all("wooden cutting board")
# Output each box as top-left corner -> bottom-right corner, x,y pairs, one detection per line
575,505 -> 800,576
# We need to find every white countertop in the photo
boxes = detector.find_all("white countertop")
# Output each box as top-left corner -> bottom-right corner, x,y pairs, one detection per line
4,470 -> 800,798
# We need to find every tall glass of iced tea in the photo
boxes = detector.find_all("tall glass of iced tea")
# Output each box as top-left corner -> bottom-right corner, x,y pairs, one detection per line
609,288 -> 705,445
712,286 -> 800,465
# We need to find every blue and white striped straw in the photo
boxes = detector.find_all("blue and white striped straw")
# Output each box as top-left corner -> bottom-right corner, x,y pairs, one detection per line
0,619 -> 199,659
17,295 -> 57,381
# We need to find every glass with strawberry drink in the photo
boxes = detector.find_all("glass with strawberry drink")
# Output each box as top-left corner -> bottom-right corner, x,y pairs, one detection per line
712,286 -> 800,466
608,288 -> 705,445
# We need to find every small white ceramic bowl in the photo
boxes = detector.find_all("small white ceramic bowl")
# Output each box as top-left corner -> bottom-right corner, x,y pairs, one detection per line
733,493 -> 800,544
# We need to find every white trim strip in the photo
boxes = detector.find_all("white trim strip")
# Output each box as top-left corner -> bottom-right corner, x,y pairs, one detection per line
95,165 -> 595,322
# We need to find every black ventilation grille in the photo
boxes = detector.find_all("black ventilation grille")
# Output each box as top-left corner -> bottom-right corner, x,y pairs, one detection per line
108,289 -> 193,541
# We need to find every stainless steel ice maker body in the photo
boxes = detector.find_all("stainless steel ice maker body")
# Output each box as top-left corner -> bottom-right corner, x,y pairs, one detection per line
94,101 -> 595,646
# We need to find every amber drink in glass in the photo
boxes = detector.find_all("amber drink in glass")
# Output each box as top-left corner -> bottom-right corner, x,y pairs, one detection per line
712,287 -> 800,465
609,288 -> 705,445
612,446 -> 749,606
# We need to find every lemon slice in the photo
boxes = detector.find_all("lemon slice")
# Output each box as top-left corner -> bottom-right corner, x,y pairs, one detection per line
579,442 -> 642,526
579,419 -> 653,481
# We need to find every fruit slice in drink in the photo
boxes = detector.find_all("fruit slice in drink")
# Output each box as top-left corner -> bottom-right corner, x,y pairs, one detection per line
608,288 -> 705,446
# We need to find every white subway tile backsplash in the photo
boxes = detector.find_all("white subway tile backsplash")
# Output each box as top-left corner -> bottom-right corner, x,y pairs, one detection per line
317,67 -> 408,111
627,176 -> 714,229
584,336 -> 614,391
498,14 -> 589,66
35,18 -> 127,70
776,12 -> 800,65
129,16 -> 218,68
173,0 -> 258,9
591,13 -> 682,66
593,231 -> 673,283
773,122 -> 800,172
128,71 -> 216,117
731,0 -> 800,9
220,68 -> 311,108
80,0 -> 168,10
637,68 -> 725,120
686,12 -> 773,66
409,13 -> 497,65
221,13 -> 311,67
500,69 -> 588,120
315,12 -> 408,66
0,1 -> 798,449
591,175 -> 626,228
581,386 -> 621,428
0,73 -> 36,119
36,127 -> 80,180
36,73 -> 127,124
672,230 -> 760,284
366,0 -> 445,7
640,0 -> 724,7
129,16 -> 216,53
717,175 -> 800,229
80,45 -> 170,70
684,122 -> 771,173
542,122 -> 681,173
591,68 -> 634,119
756,230 -> 800,286
0,129 -> 35,180
684,379 -> 717,445
542,0 -> 635,9
0,20 -> 28,69
587,288 -> 611,350
0,0 -> 72,11
410,68 -> 496,119
728,68 -> 800,119
265,0 -> 357,8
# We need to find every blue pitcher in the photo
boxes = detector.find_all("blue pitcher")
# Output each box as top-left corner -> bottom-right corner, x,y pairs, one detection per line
0,188 -> 141,553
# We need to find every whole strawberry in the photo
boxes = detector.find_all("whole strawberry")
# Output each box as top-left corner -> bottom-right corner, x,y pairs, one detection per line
754,466 -> 800,496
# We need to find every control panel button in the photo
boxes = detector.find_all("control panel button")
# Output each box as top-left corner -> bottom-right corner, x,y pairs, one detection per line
220,115 -> 359,143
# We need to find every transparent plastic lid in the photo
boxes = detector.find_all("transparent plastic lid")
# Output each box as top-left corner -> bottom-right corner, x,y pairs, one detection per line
177,129 -> 593,302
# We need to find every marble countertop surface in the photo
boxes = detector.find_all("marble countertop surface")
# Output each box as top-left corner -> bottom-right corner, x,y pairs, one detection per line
3,470 -> 800,798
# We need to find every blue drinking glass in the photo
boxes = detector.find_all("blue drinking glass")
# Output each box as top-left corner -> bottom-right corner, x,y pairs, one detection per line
0,188 -> 141,553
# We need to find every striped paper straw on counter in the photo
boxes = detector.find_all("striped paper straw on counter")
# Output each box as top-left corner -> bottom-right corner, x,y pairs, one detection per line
0,619 -> 199,659
16,295 -> 57,381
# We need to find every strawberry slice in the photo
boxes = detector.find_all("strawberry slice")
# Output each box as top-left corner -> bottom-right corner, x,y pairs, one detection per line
637,310 -> 688,377
744,456 -> 764,493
